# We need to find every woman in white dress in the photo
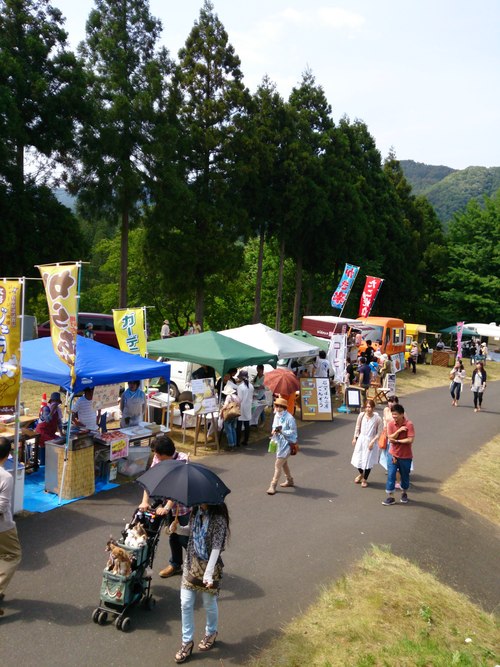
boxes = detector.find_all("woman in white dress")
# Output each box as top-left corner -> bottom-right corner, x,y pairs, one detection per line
351,399 -> 383,487
236,370 -> 253,446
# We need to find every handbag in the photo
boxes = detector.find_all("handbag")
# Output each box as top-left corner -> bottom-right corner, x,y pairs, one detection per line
289,442 -> 299,456
378,431 -> 387,450
223,400 -> 240,421
186,553 -> 222,589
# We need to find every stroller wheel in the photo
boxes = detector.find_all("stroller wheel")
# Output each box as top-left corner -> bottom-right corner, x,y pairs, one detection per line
92,608 -> 100,623
121,617 -> 131,632
97,611 -> 108,625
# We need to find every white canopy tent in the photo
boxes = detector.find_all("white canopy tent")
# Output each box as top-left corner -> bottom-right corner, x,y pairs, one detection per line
219,323 -> 319,359
465,323 -> 500,341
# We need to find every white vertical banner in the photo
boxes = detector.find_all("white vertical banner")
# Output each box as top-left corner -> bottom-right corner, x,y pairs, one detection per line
327,334 -> 347,384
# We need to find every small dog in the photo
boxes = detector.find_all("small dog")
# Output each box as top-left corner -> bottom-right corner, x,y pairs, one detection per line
105,537 -> 132,576
123,522 -> 148,549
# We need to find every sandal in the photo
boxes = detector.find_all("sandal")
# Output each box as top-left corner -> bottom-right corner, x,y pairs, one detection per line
354,474 -> 363,484
175,641 -> 194,663
361,480 -> 369,488
198,631 -> 217,651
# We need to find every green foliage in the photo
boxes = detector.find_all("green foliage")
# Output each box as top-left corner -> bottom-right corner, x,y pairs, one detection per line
440,192 -> 500,322
400,160 -> 456,195
74,0 -> 172,306
402,160 -> 500,225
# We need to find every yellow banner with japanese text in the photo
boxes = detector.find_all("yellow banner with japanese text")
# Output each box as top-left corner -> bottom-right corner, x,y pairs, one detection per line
0,281 -> 22,414
113,308 -> 146,356
38,263 -> 79,386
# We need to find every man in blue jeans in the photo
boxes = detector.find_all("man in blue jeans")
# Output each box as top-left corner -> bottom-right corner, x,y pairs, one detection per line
382,403 -> 415,505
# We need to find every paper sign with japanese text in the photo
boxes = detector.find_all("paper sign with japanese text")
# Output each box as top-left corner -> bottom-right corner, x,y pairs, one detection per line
299,378 -> 332,421
110,435 -> 129,461
0,281 -> 22,414
113,308 -> 146,356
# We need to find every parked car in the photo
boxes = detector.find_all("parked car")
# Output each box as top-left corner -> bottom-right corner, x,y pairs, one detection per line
37,312 -> 119,347
151,359 -> 202,401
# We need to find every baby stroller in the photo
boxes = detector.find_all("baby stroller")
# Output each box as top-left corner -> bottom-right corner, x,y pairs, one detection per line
92,507 -> 165,632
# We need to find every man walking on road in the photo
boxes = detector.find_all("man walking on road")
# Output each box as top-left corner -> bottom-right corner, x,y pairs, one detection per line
382,404 -> 415,506
0,437 -> 22,615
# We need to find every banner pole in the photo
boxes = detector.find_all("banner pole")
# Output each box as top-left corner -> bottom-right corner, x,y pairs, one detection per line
59,262 -> 81,505
11,278 -> 25,509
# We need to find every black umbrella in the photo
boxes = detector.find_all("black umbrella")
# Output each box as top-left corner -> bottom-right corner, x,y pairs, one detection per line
136,459 -> 231,506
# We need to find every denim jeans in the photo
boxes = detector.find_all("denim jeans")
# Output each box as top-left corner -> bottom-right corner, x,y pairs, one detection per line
450,381 -> 462,400
386,456 -> 412,493
169,533 -> 189,568
223,419 -> 237,447
180,587 -> 218,643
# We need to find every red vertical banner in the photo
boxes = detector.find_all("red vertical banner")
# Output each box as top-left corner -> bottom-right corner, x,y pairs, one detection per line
358,276 -> 384,318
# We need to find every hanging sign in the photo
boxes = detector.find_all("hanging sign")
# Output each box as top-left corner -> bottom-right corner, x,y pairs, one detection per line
38,263 -> 79,386
0,281 -> 22,414
113,308 -> 147,356
331,263 -> 359,309
358,276 -> 384,318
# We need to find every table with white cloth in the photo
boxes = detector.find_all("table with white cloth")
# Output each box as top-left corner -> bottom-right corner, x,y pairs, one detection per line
249,400 -> 268,427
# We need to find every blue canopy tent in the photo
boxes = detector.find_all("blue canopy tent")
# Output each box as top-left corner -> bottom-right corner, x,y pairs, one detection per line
22,335 -> 170,392
22,336 -> 170,504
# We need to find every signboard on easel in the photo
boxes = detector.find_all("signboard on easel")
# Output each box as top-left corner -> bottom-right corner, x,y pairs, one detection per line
299,378 -> 332,421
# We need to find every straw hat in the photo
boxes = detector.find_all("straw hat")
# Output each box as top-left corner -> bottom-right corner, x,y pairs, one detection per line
274,397 -> 288,408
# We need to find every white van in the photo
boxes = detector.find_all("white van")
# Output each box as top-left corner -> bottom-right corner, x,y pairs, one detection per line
154,359 -> 202,400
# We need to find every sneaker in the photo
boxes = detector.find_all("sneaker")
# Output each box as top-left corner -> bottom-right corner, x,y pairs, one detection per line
400,493 -> 409,504
382,497 -> 396,506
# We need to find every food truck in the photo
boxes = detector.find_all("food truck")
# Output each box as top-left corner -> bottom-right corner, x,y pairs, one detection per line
356,316 -> 406,372
405,323 -> 427,360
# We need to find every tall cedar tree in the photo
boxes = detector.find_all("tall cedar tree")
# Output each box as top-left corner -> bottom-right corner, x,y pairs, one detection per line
0,0 -> 87,276
75,0 -> 170,307
286,70 -> 334,329
174,0 -> 249,326
230,76 -> 288,323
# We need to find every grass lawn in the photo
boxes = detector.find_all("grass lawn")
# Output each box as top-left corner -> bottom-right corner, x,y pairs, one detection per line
395,361 -> 500,397
247,546 -> 500,667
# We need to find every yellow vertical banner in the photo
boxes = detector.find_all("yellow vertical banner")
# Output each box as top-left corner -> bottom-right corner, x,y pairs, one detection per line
38,263 -> 79,385
0,281 -> 22,414
113,308 -> 146,356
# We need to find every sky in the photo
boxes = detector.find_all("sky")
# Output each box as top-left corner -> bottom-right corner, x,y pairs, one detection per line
52,0 -> 500,170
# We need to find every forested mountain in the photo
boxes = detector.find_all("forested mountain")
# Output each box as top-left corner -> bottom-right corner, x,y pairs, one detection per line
401,160 -> 500,224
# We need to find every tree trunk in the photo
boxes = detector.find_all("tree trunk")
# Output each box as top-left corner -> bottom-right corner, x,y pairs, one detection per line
119,207 -> 129,307
195,283 -> 205,328
275,235 -> 285,330
252,229 -> 265,323
292,253 -> 303,330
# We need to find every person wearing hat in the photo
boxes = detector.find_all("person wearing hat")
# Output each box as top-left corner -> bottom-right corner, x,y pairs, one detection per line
84,322 -> 95,340
161,319 -> 170,339
266,397 -> 298,495
34,392 -> 64,465
236,370 -> 253,447
219,384 -> 241,449
378,353 -> 392,386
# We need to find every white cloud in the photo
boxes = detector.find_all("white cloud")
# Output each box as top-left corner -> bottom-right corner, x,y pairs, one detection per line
317,7 -> 365,30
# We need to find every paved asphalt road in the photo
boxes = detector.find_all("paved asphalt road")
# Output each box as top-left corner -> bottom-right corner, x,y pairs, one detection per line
1,382 -> 499,666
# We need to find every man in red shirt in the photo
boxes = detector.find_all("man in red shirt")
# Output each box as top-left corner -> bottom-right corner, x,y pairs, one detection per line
382,403 -> 415,506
